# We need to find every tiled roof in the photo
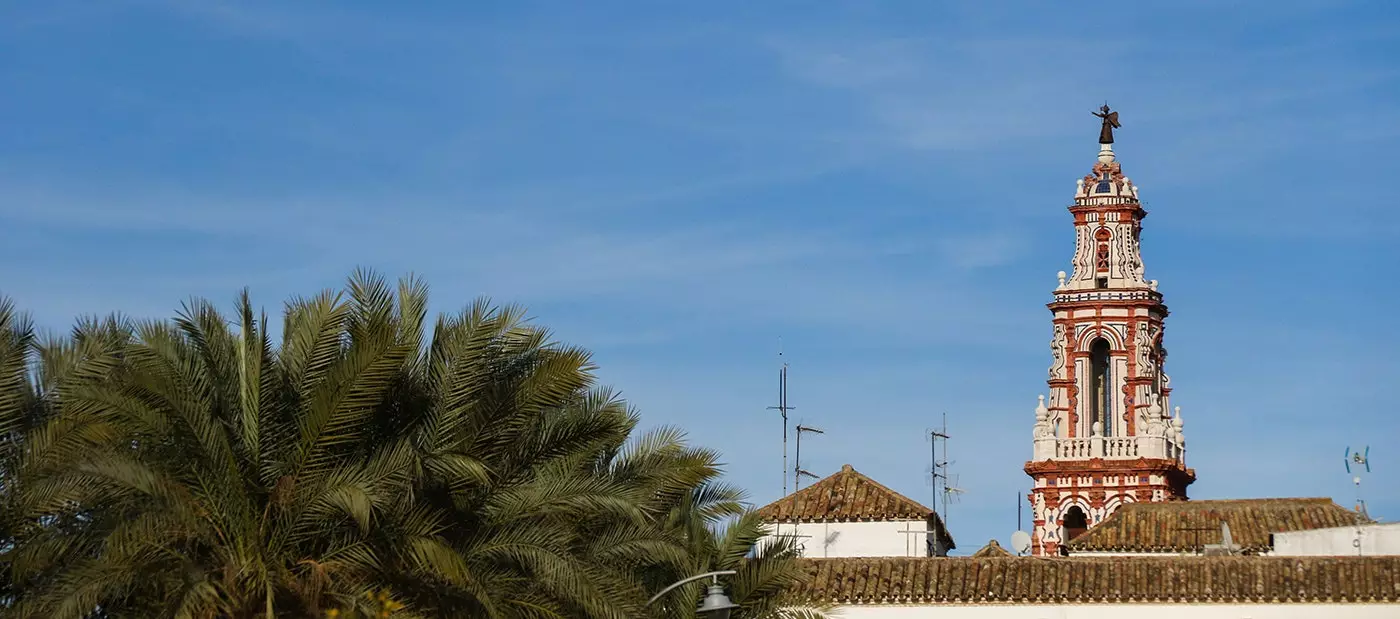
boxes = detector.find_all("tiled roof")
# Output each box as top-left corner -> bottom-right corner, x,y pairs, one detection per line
793,556 -> 1400,604
1068,498 -> 1368,554
970,539 -> 1013,557
755,464 -> 956,551
754,464 -> 933,524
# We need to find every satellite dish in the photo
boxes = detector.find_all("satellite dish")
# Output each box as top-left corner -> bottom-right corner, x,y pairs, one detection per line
1010,530 -> 1032,555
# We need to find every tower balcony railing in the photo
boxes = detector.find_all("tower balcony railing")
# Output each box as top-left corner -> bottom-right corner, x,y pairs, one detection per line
1034,434 -> 1184,462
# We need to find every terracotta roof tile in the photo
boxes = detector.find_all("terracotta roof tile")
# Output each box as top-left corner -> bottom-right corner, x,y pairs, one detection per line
754,464 -> 956,551
971,539 -> 1013,557
755,464 -> 933,523
1069,498 -> 1368,553
793,556 -> 1400,604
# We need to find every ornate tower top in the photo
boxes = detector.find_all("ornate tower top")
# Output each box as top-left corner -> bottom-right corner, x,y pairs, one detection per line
1062,106 -> 1149,294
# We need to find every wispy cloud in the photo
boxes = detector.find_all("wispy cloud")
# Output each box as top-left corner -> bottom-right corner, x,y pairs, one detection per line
936,231 -> 1027,270
763,25 -> 1400,240
1,0 -> 1395,553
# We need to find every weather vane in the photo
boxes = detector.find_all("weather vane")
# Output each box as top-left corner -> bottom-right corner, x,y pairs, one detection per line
1092,103 -> 1121,144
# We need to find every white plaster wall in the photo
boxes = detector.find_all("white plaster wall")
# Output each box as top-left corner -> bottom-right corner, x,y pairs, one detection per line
827,603 -> 1399,618
1269,523 -> 1400,556
765,521 -> 930,558
1071,551 -> 1193,557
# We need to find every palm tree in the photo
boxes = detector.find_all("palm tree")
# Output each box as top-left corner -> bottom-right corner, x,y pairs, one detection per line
0,297 -> 38,611
2,271 -> 824,618
1,301 -> 139,614
2,271 -> 684,618
647,507 -> 832,619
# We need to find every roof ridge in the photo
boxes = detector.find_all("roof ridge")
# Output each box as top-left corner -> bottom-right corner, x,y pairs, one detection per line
1070,496 -> 1367,553
841,465 -> 935,513
752,463 -> 935,524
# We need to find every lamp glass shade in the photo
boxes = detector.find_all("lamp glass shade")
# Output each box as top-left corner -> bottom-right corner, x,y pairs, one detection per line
696,584 -> 739,619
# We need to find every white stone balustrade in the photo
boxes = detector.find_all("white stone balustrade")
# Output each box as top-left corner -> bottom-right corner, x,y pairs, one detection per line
1033,434 -> 1184,462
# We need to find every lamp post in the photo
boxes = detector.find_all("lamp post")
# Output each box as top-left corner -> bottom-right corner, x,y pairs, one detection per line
646,570 -> 740,619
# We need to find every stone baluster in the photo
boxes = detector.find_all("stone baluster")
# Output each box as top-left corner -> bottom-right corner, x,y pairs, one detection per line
1032,395 -> 1057,461
1172,407 -> 1185,463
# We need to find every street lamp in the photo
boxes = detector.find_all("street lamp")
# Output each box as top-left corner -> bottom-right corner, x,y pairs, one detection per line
646,570 -> 740,619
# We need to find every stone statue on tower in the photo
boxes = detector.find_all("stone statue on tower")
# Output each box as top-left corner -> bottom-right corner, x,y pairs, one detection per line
1092,104 -> 1121,144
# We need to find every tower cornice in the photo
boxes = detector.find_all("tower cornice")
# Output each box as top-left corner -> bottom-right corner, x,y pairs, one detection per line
1047,294 -> 1168,312
1068,203 -> 1146,217
1024,457 -> 1195,481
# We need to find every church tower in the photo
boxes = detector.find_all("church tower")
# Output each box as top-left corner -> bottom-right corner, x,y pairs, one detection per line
1023,107 -> 1195,556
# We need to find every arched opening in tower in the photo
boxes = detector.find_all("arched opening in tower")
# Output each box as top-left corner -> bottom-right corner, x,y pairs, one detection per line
1063,505 -> 1089,542
1089,338 -> 1112,437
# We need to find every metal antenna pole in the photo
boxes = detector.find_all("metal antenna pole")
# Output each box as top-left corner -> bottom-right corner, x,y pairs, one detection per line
930,428 -> 938,513
1346,446 -> 1372,555
767,344 -> 795,496
780,364 -> 787,497
930,413 -> 951,528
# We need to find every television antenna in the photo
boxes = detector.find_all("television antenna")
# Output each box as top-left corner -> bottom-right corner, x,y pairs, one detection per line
1345,445 -> 1371,518
766,341 -> 796,496
942,473 -> 966,531
1346,445 -> 1374,555
1175,523 -> 1220,556
925,414 -> 954,529
943,474 -> 966,503
794,424 -> 825,492
1010,530 -> 1032,556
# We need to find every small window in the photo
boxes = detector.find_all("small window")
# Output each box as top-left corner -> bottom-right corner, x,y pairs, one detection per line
1096,277 -> 1108,289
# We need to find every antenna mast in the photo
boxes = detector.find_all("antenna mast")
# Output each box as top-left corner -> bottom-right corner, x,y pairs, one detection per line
928,413 -> 953,528
1346,445 -> 1373,555
795,424 -> 825,491
767,342 -> 796,496
1346,445 -> 1372,517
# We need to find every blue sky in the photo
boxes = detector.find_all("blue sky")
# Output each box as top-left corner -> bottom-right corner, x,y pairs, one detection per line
2,1 -> 1397,553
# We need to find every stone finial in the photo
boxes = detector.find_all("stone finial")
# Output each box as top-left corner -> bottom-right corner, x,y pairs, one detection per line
840,464 -> 854,472
1091,421 -> 1103,437
1056,271 -> 1067,288
1035,395 -> 1049,421
1148,394 -> 1163,416
1149,279 -> 1159,291
1172,407 -> 1184,430
1076,178 -> 1085,193
1098,143 -> 1116,164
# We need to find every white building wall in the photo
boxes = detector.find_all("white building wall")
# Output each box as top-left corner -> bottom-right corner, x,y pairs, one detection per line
765,521 -> 929,558
827,604 -> 1399,618
1269,523 -> 1400,556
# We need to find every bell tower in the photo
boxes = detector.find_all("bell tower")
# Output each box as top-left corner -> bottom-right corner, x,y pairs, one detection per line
1023,107 -> 1195,556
